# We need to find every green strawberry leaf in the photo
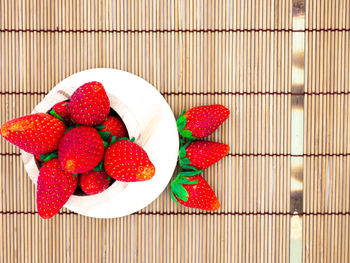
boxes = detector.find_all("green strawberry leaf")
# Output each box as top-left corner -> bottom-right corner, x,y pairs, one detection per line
94,125 -> 105,130
176,109 -> 187,131
72,173 -> 79,178
170,191 -> 179,205
179,129 -> 193,138
180,164 -> 199,171
180,157 -> 190,164
176,176 -> 191,184
170,176 -> 189,202
179,148 -> 186,158
98,131 -> 110,141
109,136 -> 117,145
49,109 -> 64,122
172,184 -> 188,201
177,176 -> 199,185
93,160 -> 104,171
39,151 -> 58,162
176,116 -> 186,131
179,170 -> 202,177
103,141 -> 109,149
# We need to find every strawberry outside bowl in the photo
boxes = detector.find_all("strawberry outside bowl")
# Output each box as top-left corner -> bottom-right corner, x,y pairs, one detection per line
21,68 -> 179,218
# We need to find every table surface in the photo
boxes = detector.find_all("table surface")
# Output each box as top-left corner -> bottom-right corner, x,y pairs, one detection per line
0,0 -> 349,262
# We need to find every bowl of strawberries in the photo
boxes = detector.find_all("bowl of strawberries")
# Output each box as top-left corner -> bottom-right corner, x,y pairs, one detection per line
1,68 -> 179,219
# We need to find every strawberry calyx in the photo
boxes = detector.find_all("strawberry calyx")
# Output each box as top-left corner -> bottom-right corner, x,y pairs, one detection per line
93,160 -> 104,172
39,151 -> 58,162
109,135 -> 117,145
98,131 -> 110,141
94,124 -> 105,130
170,174 -> 199,205
178,139 -> 197,171
109,136 -> 135,146
176,110 -> 196,139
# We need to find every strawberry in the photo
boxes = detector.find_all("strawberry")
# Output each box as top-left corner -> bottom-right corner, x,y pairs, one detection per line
96,116 -> 128,142
177,104 -> 230,139
104,139 -> 156,182
36,158 -> 78,219
50,100 -> 71,123
80,170 -> 110,195
171,174 -> 220,211
179,140 -> 230,170
0,113 -> 66,154
69,81 -> 110,126
58,126 -> 104,173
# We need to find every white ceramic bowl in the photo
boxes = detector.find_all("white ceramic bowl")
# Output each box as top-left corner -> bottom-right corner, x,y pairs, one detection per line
21,68 -> 179,218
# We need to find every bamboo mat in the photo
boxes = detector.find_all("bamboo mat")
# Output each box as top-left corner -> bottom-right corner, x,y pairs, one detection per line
0,0 -> 349,262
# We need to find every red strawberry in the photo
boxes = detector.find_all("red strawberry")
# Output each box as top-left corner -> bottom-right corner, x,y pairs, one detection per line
97,116 -> 128,142
104,139 -> 156,182
179,141 -> 230,170
80,170 -> 110,195
36,158 -> 78,219
171,174 -> 220,211
58,126 -> 104,173
0,113 -> 66,154
177,105 -> 230,139
50,100 -> 71,123
69,81 -> 110,126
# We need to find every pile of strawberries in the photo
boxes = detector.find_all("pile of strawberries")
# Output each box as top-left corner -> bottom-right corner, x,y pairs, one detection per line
171,104 -> 230,211
1,79 -> 230,217
1,81 -> 155,219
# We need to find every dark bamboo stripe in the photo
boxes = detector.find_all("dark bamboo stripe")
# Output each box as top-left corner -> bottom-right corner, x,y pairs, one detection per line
2,152 -> 350,157
1,91 -> 350,96
227,153 -> 350,157
162,91 -> 350,96
0,153 -> 21,156
0,28 -> 349,33
0,91 -> 47,95
0,210 -> 349,216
